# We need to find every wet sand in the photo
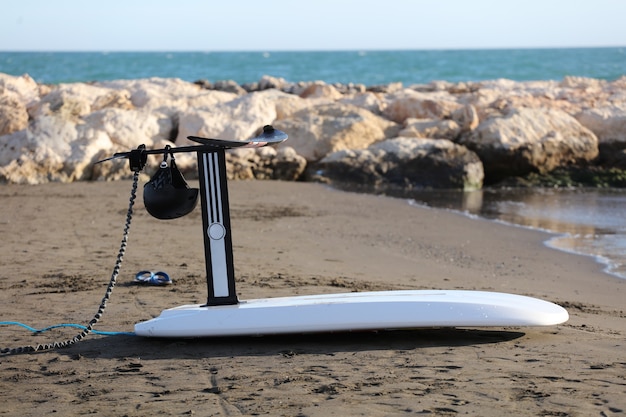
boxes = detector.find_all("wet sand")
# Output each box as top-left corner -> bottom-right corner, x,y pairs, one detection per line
0,180 -> 624,416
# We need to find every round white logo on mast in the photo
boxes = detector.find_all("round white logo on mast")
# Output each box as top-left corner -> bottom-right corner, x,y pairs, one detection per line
208,223 -> 226,240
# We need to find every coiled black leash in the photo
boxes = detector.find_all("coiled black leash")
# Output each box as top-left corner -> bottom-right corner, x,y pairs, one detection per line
1,146 -> 146,356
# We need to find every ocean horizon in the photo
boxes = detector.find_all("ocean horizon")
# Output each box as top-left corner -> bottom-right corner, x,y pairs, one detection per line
1,47 -> 625,86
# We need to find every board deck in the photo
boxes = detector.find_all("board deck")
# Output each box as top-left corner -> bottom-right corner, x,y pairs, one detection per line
187,126 -> 288,149
134,290 -> 569,337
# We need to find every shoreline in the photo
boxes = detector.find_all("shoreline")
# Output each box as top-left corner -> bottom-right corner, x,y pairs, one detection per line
0,180 -> 624,416
396,186 -> 626,282
442,203 -> 626,282
408,198 -> 624,280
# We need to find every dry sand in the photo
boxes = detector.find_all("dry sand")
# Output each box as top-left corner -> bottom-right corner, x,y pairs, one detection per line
0,179 -> 624,416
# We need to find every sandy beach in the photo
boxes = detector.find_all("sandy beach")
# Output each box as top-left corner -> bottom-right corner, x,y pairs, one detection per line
0,179 -> 624,416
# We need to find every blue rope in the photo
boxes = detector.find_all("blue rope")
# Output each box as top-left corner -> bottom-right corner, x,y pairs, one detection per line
0,321 -> 136,336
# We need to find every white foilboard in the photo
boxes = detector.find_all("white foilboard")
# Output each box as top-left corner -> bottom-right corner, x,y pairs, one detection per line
134,290 -> 569,337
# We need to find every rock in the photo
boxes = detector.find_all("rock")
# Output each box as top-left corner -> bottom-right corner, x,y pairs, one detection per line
256,88 -> 310,120
0,105 -> 145,183
212,79 -> 247,95
258,75 -> 289,91
92,89 -> 134,111
399,118 -> 461,140
29,88 -> 91,120
225,146 -> 306,181
560,76 -> 607,90
186,90 -> 239,112
451,104 -> 479,132
299,82 -> 343,100
0,73 -> 41,106
366,82 -> 403,94
459,107 -> 599,182
273,103 -> 399,161
410,80 -> 456,92
82,107 -> 173,148
3,73 -> 625,187
464,79 -> 563,119
0,115 -> 80,183
271,146 -> 307,180
226,148 -> 257,180
339,92 -> 386,115
194,79 -> 212,89
575,105 -> 626,148
97,77 -> 233,113
313,137 -> 484,191
28,82 -> 135,121
382,89 -> 462,123
176,90 -> 278,145
70,122 -> 118,181
595,150 -> 626,170
280,81 -> 314,96
336,83 -> 367,94
0,95 -> 29,135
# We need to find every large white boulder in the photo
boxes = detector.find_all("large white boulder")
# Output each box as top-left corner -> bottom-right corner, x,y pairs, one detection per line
315,136 -> 484,191
382,89 -> 462,123
273,102 -> 399,161
176,90 -> 279,145
459,107 -> 598,180
575,105 -> 626,147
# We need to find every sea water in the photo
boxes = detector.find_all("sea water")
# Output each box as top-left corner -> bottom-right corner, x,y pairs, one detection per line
1,48 -> 626,279
405,188 -> 626,280
1,48 -> 624,85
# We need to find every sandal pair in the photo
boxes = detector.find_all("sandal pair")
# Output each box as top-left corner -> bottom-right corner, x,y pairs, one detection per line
134,270 -> 172,286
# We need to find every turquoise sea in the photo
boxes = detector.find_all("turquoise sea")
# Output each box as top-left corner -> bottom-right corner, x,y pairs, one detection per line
1,48 -> 626,280
1,48 -> 625,85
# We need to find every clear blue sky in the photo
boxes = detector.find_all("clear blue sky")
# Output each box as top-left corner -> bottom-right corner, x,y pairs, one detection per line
2,0 -> 626,51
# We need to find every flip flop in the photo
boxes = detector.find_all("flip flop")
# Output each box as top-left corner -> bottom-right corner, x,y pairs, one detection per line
134,270 -> 153,283
134,270 -> 172,286
150,271 -> 172,285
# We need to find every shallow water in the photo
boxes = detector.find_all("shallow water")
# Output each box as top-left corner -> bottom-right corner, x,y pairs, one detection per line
404,188 -> 626,280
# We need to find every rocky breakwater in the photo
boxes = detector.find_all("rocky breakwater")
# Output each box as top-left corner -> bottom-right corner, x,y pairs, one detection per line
1,72 -> 625,190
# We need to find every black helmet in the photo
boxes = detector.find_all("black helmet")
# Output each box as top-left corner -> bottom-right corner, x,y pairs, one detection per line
143,148 -> 199,220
